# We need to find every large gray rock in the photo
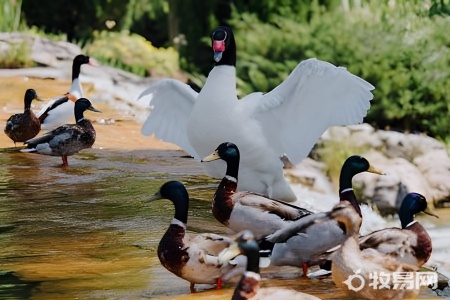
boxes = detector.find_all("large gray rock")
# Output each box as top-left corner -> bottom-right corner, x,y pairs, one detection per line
377,129 -> 446,159
414,150 -> 450,207
353,150 -> 432,215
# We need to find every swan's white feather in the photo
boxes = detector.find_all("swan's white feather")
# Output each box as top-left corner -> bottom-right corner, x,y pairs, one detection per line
138,79 -> 200,159
245,58 -> 374,164
137,59 -> 374,201
37,99 -> 74,131
37,77 -> 83,131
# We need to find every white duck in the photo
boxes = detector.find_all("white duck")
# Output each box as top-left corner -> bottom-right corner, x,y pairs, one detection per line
37,54 -> 98,130
138,26 -> 374,202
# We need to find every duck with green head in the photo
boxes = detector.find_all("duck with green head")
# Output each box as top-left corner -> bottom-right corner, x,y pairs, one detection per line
4,89 -> 42,145
359,192 -> 438,267
322,202 -> 420,300
218,230 -> 321,300
202,142 -> 313,240
265,155 -> 384,276
148,181 -> 243,293
21,98 -> 100,166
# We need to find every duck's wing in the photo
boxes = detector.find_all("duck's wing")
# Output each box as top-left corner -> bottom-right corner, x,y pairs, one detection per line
239,193 -> 312,221
359,228 -> 416,258
243,58 -> 374,164
37,95 -> 76,131
138,79 -> 199,158
189,233 -> 234,255
266,212 -> 329,242
23,125 -> 73,147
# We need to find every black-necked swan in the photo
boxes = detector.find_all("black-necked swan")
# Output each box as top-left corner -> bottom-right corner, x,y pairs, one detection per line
37,54 -> 98,131
138,26 -> 374,202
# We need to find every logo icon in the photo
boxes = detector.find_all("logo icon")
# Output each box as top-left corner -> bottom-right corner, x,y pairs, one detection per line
343,269 -> 365,292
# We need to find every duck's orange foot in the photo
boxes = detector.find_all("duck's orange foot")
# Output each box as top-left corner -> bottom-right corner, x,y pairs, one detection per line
61,155 -> 68,167
302,262 -> 308,277
216,277 -> 223,289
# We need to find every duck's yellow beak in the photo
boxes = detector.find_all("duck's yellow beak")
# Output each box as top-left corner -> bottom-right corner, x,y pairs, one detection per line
201,150 -> 220,162
423,208 -> 439,218
218,242 -> 241,264
147,191 -> 163,202
88,105 -> 102,113
367,165 -> 385,175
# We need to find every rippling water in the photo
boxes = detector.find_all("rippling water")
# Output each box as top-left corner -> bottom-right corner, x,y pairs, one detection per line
0,149 -> 448,300
1,77 -> 449,299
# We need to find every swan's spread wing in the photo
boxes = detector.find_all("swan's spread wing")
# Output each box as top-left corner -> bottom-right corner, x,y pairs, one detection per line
250,58 -> 374,164
138,79 -> 199,158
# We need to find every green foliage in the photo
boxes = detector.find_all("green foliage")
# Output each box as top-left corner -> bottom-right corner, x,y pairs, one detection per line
0,41 -> 34,69
230,2 -> 450,140
83,30 -> 178,77
311,138 -> 371,186
0,0 -> 25,31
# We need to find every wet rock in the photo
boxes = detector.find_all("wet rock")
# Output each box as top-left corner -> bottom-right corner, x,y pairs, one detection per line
354,151 -> 432,215
414,150 -> 450,208
377,129 -> 446,159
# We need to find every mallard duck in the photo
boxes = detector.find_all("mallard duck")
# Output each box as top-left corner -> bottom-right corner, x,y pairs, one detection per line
359,192 -> 438,267
21,98 -> 100,166
138,25 -> 374,202
148,181 -> 242,292
4,89 -> 42,145
218,230 -> 322,300
265,155 -> 384,276
202,142 -> 313,240
37,54 -> 98,130
324,202 -> 419,300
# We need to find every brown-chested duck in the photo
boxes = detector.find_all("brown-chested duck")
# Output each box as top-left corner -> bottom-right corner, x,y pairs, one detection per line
359,192 -> 438,267
21,98 -> 100,166
265,155 -> 384,276
323,202 -> 420,300
148,181 -> 243,292
202,142 -> 313,240
4,89 -> 41,145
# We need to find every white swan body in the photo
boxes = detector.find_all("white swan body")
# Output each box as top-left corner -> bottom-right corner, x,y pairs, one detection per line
37,55 -> 97,130
138,26 -> 374,202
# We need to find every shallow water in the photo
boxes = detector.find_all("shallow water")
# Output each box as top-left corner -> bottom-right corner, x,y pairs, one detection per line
1,77 -> 449,299
1,149 -> 447,300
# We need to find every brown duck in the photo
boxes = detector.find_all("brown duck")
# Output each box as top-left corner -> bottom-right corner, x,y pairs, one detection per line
359,192 -> 438,267
148,181 -> 243,292
21,98 -> 100,166
4,89 -> 41,145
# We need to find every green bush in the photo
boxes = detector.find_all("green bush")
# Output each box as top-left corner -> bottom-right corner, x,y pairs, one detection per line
0,41 -> 34,68
230,3 -> 450,140
0,0 -> 24,32
83,30 -> 179,77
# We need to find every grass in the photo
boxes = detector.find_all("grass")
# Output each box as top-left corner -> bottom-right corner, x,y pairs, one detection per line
0,41 -> 34,69
311,138 -> 371,186
83,30 -> 179,77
